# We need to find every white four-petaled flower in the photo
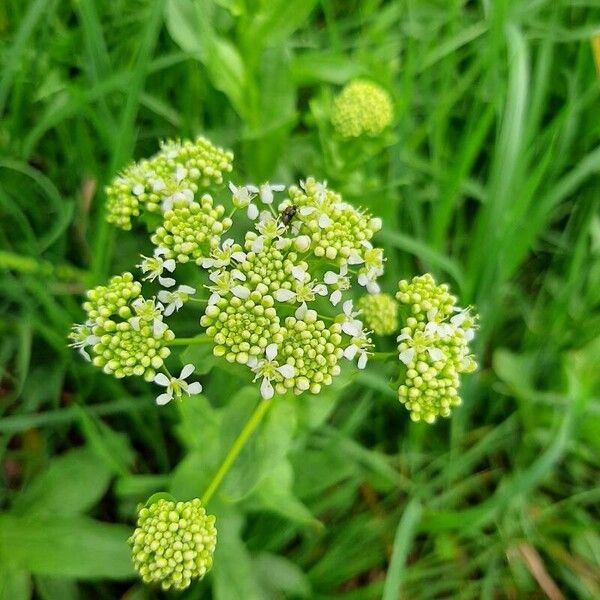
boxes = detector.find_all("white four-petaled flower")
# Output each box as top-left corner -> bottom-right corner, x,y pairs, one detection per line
137,247 -> 176,287
153,364 -> 202,405
157,285 -> 196,316
248,343 -> 295,400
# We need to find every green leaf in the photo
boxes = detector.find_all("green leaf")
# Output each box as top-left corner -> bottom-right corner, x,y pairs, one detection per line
76,406 -> 136,476
0,568 -> 31,600
248,0 -> 318,47
35,577 -> 79,600
0,515 -> 134,580
212,507 -> 263,600
254,552 -> 311,598
382,500 -> 422,600
180,342 -> 218,376
11,448 -> 111,517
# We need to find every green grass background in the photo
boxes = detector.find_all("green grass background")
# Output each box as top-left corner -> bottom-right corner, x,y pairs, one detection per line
1,1 -> 600,598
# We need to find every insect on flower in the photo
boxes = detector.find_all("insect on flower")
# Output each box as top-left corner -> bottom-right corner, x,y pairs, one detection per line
279,204 -> 297,228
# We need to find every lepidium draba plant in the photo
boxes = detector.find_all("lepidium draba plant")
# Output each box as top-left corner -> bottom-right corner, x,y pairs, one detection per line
69,135 -> 478,590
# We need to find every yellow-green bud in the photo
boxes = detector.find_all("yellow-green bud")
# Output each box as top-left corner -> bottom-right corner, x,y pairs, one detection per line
129,498 -> 217,591
331,80 -> 393,138
358,293 -> 398,336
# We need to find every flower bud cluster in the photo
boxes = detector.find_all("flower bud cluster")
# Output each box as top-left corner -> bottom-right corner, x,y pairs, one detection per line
195,179 -> 383,398
395,274 -> 478,423
129,498 -> 217,591
282,178 -> 384,292
106,137 -> 233,230
358,293 -> 398,336
331,80 -> 393,138
151,193 -> 232,264
69,272 -> 174,381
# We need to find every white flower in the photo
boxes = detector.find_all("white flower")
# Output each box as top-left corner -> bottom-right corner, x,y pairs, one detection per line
323,264 -> 351,305
137,247 -> 176,287
157,285 -> 196,316
69,322 -> 101,361
249,343 -> 295,399
130,297 -> 168,337
338,300 -> 363,336
343,331 -> 371,369
451,306 -> 476,342
358,267 -> 381,294
161,188 -> 193,213
153,364 -> 202,406
423,309 -> 455,339
201,238 -> 246,269
273,280 -> 327,303
229,182 -> 260,219
248,182 -> 285,205
206,269 -> 249,304
397,331 -> 446,366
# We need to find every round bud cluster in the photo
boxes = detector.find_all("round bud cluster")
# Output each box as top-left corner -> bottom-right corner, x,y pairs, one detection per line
151,194 -> 232,264
129,498 -> 217,591
358,293 -> 398,336
106,136 -> 234,230
70,272 -> 175,381
239,237 -> 304,297
278,309 -> 344,395
200,295 -> 283,364
395,274 -> 478,423
284,178 -> 383,274
82,272 -> 142,324
91,318 -> 173,381
331,80 -> 393,138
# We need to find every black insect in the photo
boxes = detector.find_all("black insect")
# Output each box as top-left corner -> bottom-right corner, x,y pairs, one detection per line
279,204 -> 297,227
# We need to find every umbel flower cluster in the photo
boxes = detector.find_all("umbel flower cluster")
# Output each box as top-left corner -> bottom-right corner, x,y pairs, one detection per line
68,134 -> 480,591
395,274 -> 478,423
129,498 -> 217,590
331,80 -> 394,138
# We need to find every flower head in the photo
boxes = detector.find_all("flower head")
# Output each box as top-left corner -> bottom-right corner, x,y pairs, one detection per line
395,275 -> 478,423
358,293 -> 398,336
129,497 -> 216,590
137,247 -> 176,287
106,136 -> 233,230
331,80 -> 393,138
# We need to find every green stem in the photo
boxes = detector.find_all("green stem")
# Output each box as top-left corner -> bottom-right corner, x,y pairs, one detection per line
0,250 -> 89,283
371,351 -> 396,361
167,335 -> 212,347
201,398 -> 272,505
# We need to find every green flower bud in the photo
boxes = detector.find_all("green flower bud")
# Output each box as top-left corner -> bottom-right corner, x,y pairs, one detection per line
83,272 -> 142,323
151,194 -> 229,264
129,498 -> 217,591
395,274 -> 478,423
106,136 -> 233,230
331,80 -> 393,138
358,293 -> 398,336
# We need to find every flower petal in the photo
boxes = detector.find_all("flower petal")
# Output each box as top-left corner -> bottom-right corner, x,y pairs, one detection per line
186,381 -> 203,395
274,288 -> 296,302
295,302 -> 308,320
260,377 -> 274,400
154,373 -> 170,387
330,289 -> 342,306
265,343 -> 278,361
357,352 -> 368,369
247,203 -> 259,220
278,364 -> 295,379
399,348 -> 415,365
180,364 -> 195,380
324,271 -> 337,285
427,347 -> 445,362
156,392 -> 173,406
232,285 -> 250,299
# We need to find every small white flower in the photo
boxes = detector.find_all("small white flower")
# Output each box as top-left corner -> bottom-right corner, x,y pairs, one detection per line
154,364 -> 202,406
339,300 -> 363,336
201,238 -> 247,269
69,322 -> 101,361
161,188 -> 194,212
249,343 -> 295,400
358,268 -> 381,294
157,285 -> 196,316
229,182 -> 261,219
206,269 -> 247,304
132,183 -> 145,196
248,182 -> 285,205
423,309 -> 455,339
130,297 -> 168,337
397,331 -> 446,366
323,264 -> 351,306
137,247 -> 176,287
344,331 -> 371,369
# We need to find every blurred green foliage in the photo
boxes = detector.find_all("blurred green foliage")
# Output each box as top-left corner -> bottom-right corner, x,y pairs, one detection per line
1,0 -> 599,598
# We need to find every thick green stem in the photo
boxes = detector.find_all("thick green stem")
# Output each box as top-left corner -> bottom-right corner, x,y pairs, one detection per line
201,398 -> 272,505
371,351 -> 396,361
